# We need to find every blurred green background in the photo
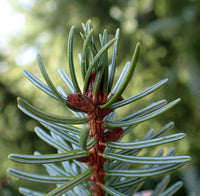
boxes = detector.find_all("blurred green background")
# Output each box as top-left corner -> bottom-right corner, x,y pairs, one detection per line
0,0 -> 199,195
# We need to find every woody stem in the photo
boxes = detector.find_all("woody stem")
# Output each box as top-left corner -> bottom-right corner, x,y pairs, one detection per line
88,109 -> 106,196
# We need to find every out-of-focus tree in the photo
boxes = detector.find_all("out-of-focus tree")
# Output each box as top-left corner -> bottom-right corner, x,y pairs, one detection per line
0,0 -> 199,195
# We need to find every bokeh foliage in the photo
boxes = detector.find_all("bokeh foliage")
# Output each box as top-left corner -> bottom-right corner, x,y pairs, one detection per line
0,0 -> 199,195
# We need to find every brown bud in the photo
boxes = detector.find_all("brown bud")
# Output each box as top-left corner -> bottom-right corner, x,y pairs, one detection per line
67,93 -> 95,113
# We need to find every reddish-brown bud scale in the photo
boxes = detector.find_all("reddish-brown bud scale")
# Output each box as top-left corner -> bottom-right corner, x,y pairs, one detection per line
66,71 -> 124,196
67,93 -> 95,113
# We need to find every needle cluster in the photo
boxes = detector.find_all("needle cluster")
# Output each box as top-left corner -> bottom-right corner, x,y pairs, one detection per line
8,21 -> 190,196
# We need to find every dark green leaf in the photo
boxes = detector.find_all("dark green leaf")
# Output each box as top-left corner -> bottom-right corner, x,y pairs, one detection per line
8,168 -> 73,183
58,68 -> 75,92
106,163 -> 185,178
150,122 -> 174,140
102,30 -> 109,94
119,99 -> 167,122
160,181 -> 183,196
79,127 -> 90,150
111,177 -> 145,189
109,78 -> 168,109
92,30 -> 109,95
9,150 -> 89,164
46,169 -> 93,196
108,28 -> 120,93
81,29 -> 94,79
83,37 -> 118,92
17,97 -> 89,124
67,26 -> 81,93
41,124 -> 79,146
104,152 -> 190,164
41,120 -> 81,134
35,127 -> 78,150
34,152 -> 70,176
111,62 -> 130,94
23,70 -> 58,100
106,133 -> 185,150
19,187 -> 44,196
37,54 -> 65,102
101,184 -> 126,196
151,175 -> 170,196
105,99 -> 180,127
101,42 -> 140,108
